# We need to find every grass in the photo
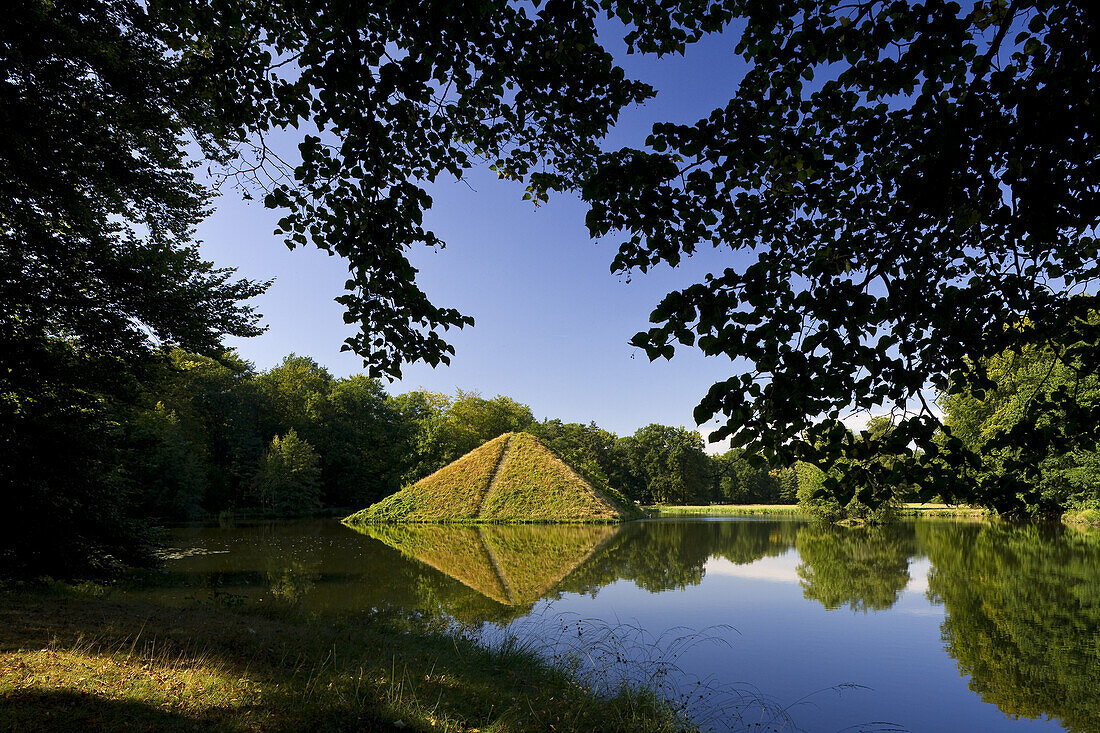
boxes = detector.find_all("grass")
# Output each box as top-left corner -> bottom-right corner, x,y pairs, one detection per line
0,584 -> 692,733
895,503 -> 990,517
1063,507 -> 1100,528
645,505 -> 805,517
345,433 -> 640,525
345,434 -> 510,523
646,503 -> 990,518
481,434 -> 637,522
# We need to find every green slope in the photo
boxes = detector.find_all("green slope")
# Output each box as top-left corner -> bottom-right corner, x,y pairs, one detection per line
343,432 -> 640,524
343,433 -> 509,523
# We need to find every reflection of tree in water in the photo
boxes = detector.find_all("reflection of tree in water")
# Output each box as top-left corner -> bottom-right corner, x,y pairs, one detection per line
359,520 -> 803,618
266,556 -> 319,604
560,520 -> 799,595
795,523 -> 917,612
711,521 -> 799,565
921,522 -> 1100,732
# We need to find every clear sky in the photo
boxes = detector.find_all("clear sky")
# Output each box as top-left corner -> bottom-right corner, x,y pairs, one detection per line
194,26 -> 765,444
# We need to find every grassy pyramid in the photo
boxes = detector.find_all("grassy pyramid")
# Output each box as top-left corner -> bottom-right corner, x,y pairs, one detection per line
356,523 -> 620,604
343,432 -> 640,523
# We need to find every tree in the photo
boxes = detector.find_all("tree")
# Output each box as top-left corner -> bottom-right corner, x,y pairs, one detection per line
581,1 -> 1100,513
391,390 -> 456,483
125,401 -> 210,520
255,355 -> 334,440
1,343 -> 161,578
10,0 -> 1097,577
711,449 -> 782,504
319,375 -> 411,507
198,0 -> 1093,515
149,0 -> 699,378
623,424 -> 710,504
941,336 -> 1100,515
257,429 -> 322,515
4,0 -> 683,576
446,391 -> 535,454
128,348 -> 268,513
2,0 -> 266,576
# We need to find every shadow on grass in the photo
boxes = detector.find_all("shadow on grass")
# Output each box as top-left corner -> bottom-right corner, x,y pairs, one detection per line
0,590 -> 687,733
0,688 -> 398,732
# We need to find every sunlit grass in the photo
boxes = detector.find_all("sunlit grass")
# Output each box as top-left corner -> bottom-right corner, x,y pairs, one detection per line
646,504 -> 805,516
647,503 -> 989,518
345,433 -> 640,524
481,433 -> 638,522
1063,507 -> 1100,528
0,586 -> 692,732
345,433 -> 510,523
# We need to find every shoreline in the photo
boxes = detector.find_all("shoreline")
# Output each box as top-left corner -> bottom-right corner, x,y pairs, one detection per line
644,503 -> 990,518
0,586 -> 691,733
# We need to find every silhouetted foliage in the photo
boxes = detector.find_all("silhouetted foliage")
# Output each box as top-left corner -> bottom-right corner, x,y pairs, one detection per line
8,0 -> 1096,578
583,1 -> 1100,514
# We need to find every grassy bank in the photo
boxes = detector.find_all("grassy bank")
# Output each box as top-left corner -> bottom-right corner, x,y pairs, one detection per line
646,503 -> 989,518
896,503 -> 990,518
1063,507 -> 1100,528
0,586 -> 690,732
645,504 -> 805,517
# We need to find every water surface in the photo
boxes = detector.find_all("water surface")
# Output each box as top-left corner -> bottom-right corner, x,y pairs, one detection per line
126,517 -> 1100,732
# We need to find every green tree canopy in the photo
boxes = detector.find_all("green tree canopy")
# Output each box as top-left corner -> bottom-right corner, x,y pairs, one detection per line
258,429 -> 322,515
941,333 -> 1100,515
319,375 -> 411,507
622,424 -> 711,505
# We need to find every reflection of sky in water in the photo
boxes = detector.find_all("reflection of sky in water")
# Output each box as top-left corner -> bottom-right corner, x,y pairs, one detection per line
143,519 -> 1090,733
505,541 -> 1062,732
704,551 -> 800,583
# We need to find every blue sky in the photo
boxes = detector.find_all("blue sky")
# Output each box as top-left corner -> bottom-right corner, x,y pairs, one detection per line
195,26 -> 760,443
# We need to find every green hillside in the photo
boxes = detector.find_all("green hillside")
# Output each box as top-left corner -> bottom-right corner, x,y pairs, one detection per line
344,432 -> 641,524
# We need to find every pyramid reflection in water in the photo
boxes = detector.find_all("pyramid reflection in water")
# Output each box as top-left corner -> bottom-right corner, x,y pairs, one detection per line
358,523 -> 621,605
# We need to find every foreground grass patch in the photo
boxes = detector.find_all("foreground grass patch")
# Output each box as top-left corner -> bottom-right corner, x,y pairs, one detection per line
0,588 -> 691,732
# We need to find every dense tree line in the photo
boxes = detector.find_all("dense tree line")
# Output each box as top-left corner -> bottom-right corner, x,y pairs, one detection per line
110,349 -> 815,525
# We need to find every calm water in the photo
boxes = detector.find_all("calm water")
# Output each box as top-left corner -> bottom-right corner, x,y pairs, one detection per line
125,517 -> 1100,732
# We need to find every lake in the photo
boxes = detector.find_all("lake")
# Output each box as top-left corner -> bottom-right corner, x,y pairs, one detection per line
123,517 -> 1100,732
